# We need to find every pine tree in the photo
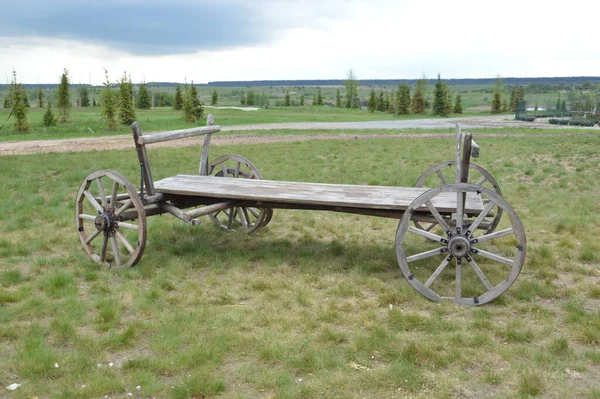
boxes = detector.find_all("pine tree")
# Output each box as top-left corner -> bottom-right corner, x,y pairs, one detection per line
10,70 -> 29,133
190,83 -> 204,120
491,92 -> 502,114
300,94 -> 305,106
37,88 -> 44,108
183,83 -> 194,122
555,94 -> 561,111
23,92 -> 30,108
246,88 -> 255,106
377,91 -> 386,112
387,93 -> 395,113
211,89 -> 218,106
57,68 -> 71,123
79,86 -> 90,107
43,102 -> 57,127
118,73 -> 136,125
397,84 -> 411,115
412,84 -> 426,114
173,85 -> 183,110
454,94 -> 463,114
316,87 -> 323,105
101,70 -> 117,130
368,89 -> 377,112
432,74 -> 451,116
137,82 -> 151,109
284,91 -> 291,106
335,89 -> 341,107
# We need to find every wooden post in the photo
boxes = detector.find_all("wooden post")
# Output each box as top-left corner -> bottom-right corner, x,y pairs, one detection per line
199,114 -> 215,175
131,122 -> 156,196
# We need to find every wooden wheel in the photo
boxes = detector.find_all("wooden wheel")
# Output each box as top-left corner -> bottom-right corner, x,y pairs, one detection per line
396,183 -> 526,306
208,154 -> 273,233
415,161 -> 503,234
76,170 -> 146,268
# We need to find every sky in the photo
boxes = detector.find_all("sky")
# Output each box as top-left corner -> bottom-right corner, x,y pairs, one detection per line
2,0 -> 600,85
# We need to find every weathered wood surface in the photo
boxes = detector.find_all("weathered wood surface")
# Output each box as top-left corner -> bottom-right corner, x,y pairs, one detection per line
137,125 -> 221,145
154,175 -> 484,214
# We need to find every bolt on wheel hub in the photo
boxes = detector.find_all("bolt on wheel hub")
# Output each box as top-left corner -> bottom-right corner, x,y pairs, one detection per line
94,213 -> 113,233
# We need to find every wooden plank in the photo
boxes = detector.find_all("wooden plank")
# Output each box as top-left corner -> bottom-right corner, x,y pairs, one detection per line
132,122 -> 156,196
154,175 -> 484,213
138,125 -> 221,145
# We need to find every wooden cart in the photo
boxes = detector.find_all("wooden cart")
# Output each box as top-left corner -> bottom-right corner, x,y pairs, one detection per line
76,116 -> 526,306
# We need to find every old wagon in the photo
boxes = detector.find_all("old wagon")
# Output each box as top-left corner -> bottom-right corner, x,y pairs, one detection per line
76,116 -> 526,306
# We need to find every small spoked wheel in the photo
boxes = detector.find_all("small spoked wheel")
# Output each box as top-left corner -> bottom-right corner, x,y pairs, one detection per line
415,162 -> 503,234
75,170 -> 146,268
208,154 -> 273,233
396,183 -> 526,306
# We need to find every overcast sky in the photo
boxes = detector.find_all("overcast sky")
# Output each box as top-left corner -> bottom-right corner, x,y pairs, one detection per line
2,0 -> 599,85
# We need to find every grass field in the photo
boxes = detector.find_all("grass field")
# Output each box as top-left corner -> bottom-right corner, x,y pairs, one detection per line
1,133 -> 600,398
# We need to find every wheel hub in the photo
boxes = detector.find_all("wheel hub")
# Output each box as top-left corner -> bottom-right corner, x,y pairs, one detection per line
447,236 -> 470,258
94,213 -> 114,233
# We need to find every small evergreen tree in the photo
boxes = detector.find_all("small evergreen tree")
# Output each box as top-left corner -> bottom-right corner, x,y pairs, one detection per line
136,82 -> 151,109
335,89 -> 341,107
432,74 -> 449,116
454,94 -> 463,114
101,70 -> 117,130
10,70 -> 29,133
316,87 -> 323,105
190,83 -> 204,119
183,83 -> 194,122
43,102 -> 57,127
211,89 -> 218,105
57,68 -> 71,123
79,86 -> 90,107
173,85 -> 183,110
367,89 -> 377,112
37,87 -> 44,108
284,91 -> 291,106
118,72 -> 136,125
377,91 -> 386,112
491,92 -> 502,114
246,88 -> 255,106
397,84 -> 411,115
344,69 -> 359,108
300,94 -> 305,106
387,93 -> 395,113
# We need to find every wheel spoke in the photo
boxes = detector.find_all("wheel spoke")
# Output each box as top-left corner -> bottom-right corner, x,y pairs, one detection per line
474,228 -> 514,244
436,169 -> 448,184
84,190 -> 104,213
110,181 -> 119,211
467,257 -> 494,290
468,201 -> 496,234
115,221 -> 139,230
227,208 -> 236,229
473,248 -> 514,266
234,162 -> 241,178
426,201 -> 451,233
247,207 -> 260,218
456,259 -> 462,298
100,235 -> 108,263
220,162 -> 227,177
115,230 -> 135,254
114,199 -> 133,217
110,236 -> 122,267
96,177 -> 108,209
425,256 -> 453,288
407,226 -> 446,243
79,213 -> 97,221
407,247 -> 445,263
476,176 -> 488,186
85,229 -> 102,244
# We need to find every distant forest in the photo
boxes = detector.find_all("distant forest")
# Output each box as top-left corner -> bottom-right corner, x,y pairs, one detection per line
3,76 -> 600,90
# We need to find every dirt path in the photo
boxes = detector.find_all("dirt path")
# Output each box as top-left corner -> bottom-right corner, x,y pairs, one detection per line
0,115 -> 596,156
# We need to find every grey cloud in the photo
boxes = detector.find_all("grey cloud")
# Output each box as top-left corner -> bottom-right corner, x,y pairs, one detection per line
0,0 -> 280,54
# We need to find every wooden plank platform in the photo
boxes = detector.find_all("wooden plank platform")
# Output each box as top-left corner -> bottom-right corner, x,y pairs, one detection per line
154,175 -> 484,214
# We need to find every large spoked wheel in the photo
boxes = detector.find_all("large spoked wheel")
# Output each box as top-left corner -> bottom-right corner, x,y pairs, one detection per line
415,162 -> 503,234
208,154 -> 273,233
396,183 -> 526,306
76,170 -> 147,269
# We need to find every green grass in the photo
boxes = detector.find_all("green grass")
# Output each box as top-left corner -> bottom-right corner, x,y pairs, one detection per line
1,133 -> 600,397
